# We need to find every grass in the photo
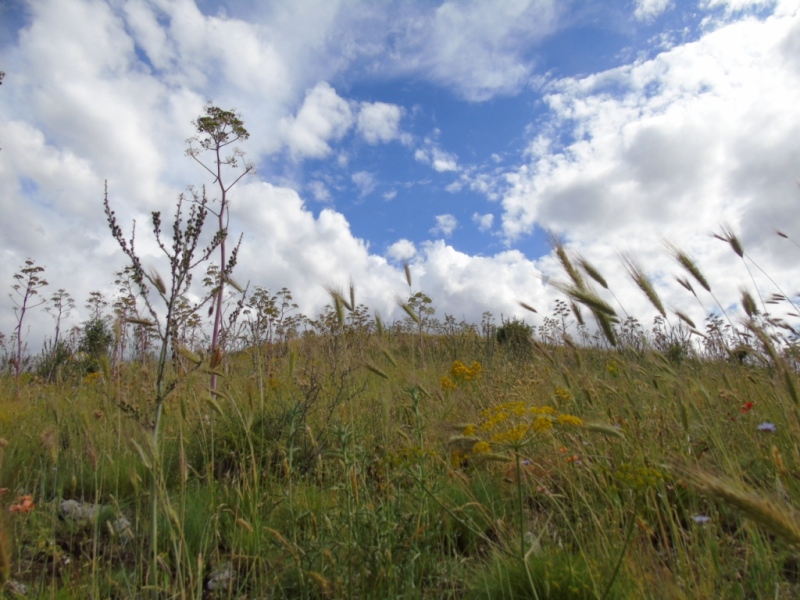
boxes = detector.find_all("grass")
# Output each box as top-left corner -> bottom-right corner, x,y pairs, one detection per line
1,248 -> 800,598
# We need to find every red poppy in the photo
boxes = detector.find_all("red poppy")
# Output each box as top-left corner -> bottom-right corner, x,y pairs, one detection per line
741,402 -> 754,413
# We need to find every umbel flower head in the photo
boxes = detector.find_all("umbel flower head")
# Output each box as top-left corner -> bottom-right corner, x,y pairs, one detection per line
456,401 -> 584,456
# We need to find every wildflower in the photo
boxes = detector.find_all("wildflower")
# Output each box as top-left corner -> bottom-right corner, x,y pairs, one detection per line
557,414 -> 583,427
82,371 -> 102,385
757,422 -> 777,432
691,514 -> 711,524
449,360 -> 482,384
554,386 -> 572,402
9,495 -> 35,513
462,424 -> 477,437
472,441 -> 492,454
451,451 -> 468,468
440,376 -> 456,391
532,416 -> 553,433
528,405 -> 557,415
741,402 -> 754,413
491,423 -> 530,444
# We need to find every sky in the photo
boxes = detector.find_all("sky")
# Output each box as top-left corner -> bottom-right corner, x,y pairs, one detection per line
1,0 -> 799,351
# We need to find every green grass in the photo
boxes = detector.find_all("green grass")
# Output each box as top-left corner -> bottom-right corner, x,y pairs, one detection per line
1,278 -> 800,598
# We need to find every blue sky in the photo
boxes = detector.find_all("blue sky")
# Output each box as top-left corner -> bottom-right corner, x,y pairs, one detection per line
1,0 -> 799,348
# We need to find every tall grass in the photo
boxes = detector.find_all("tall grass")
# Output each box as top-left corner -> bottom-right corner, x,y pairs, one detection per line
1,238 -> 799,598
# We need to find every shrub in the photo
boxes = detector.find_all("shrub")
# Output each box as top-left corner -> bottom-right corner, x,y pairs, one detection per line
496,318 -> 533,358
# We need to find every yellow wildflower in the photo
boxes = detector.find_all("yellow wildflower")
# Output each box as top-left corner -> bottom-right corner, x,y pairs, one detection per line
554,386 -> 572,402
557,414 -> 583,427
491,423 -> 530,445
472,441 -> 492,454
528,405 -> 557,415
440,376 -> 456,391
532,416 -> 554,432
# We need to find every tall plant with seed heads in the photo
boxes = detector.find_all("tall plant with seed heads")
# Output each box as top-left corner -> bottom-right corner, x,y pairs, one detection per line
9,259 -> 48,379
186,104 -> 254,390
104,180 -> 221,594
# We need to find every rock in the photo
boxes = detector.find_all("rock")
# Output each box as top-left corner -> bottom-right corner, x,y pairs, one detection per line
206,562 -> 235,591
59,499 -> 132,538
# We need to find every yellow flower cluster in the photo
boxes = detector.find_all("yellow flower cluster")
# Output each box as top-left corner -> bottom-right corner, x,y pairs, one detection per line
82,371 -> 103,386
441,360 -> 482,391
457,402 -> 584,455
554,386 -> 572,402
472,441 -> 492,454
557,414 -> 583,426
450,360 -> 482,382
440,376 -> 457,391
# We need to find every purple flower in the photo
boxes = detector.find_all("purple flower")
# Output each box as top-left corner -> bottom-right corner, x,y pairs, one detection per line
692,514 -> 711,524
757,422 -> 777,433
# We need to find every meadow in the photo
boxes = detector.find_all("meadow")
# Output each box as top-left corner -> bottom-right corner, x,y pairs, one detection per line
2,219 -> 800,600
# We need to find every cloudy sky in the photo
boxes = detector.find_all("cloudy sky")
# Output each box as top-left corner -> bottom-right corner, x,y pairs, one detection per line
1,0 -> 799,350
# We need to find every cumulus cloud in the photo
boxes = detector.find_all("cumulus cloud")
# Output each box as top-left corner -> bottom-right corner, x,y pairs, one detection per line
501,5 -> 800,243
356,101 -> 403,144
409,241 -> 546,323
3,0 -> 799,353
497,2 -> 800,327
431,214 -> 458,237
279,82 -> 354,160
387,239 -> 417,262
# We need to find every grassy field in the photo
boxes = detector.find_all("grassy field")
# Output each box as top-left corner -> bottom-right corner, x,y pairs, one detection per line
2,242 -> 800,598
1,313 -> 800,598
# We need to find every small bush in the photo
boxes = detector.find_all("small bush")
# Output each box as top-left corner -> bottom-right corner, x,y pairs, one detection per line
496,318 -> 533,358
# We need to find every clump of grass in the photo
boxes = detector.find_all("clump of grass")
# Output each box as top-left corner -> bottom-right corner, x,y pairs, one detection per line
673,463 -> 800,548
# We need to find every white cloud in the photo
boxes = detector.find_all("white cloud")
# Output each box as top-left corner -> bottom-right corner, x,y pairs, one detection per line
307,180 -> 331,202
496,2 -> 800,328
0,0 -> 556,353
356,102 -> 404,144
634,0 -> 673,22
280,82 -> 354,160
415,136 -> 459,172
410,241 -> 546,322
381,0 -> 562,101
502,6 -> 800,243
352,171 -> 376,196
4,0 -> 799,354
387,239 -> 417,261
431,214 -> 458,237
473,213 -> 494,232
701,0 -> 777,14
